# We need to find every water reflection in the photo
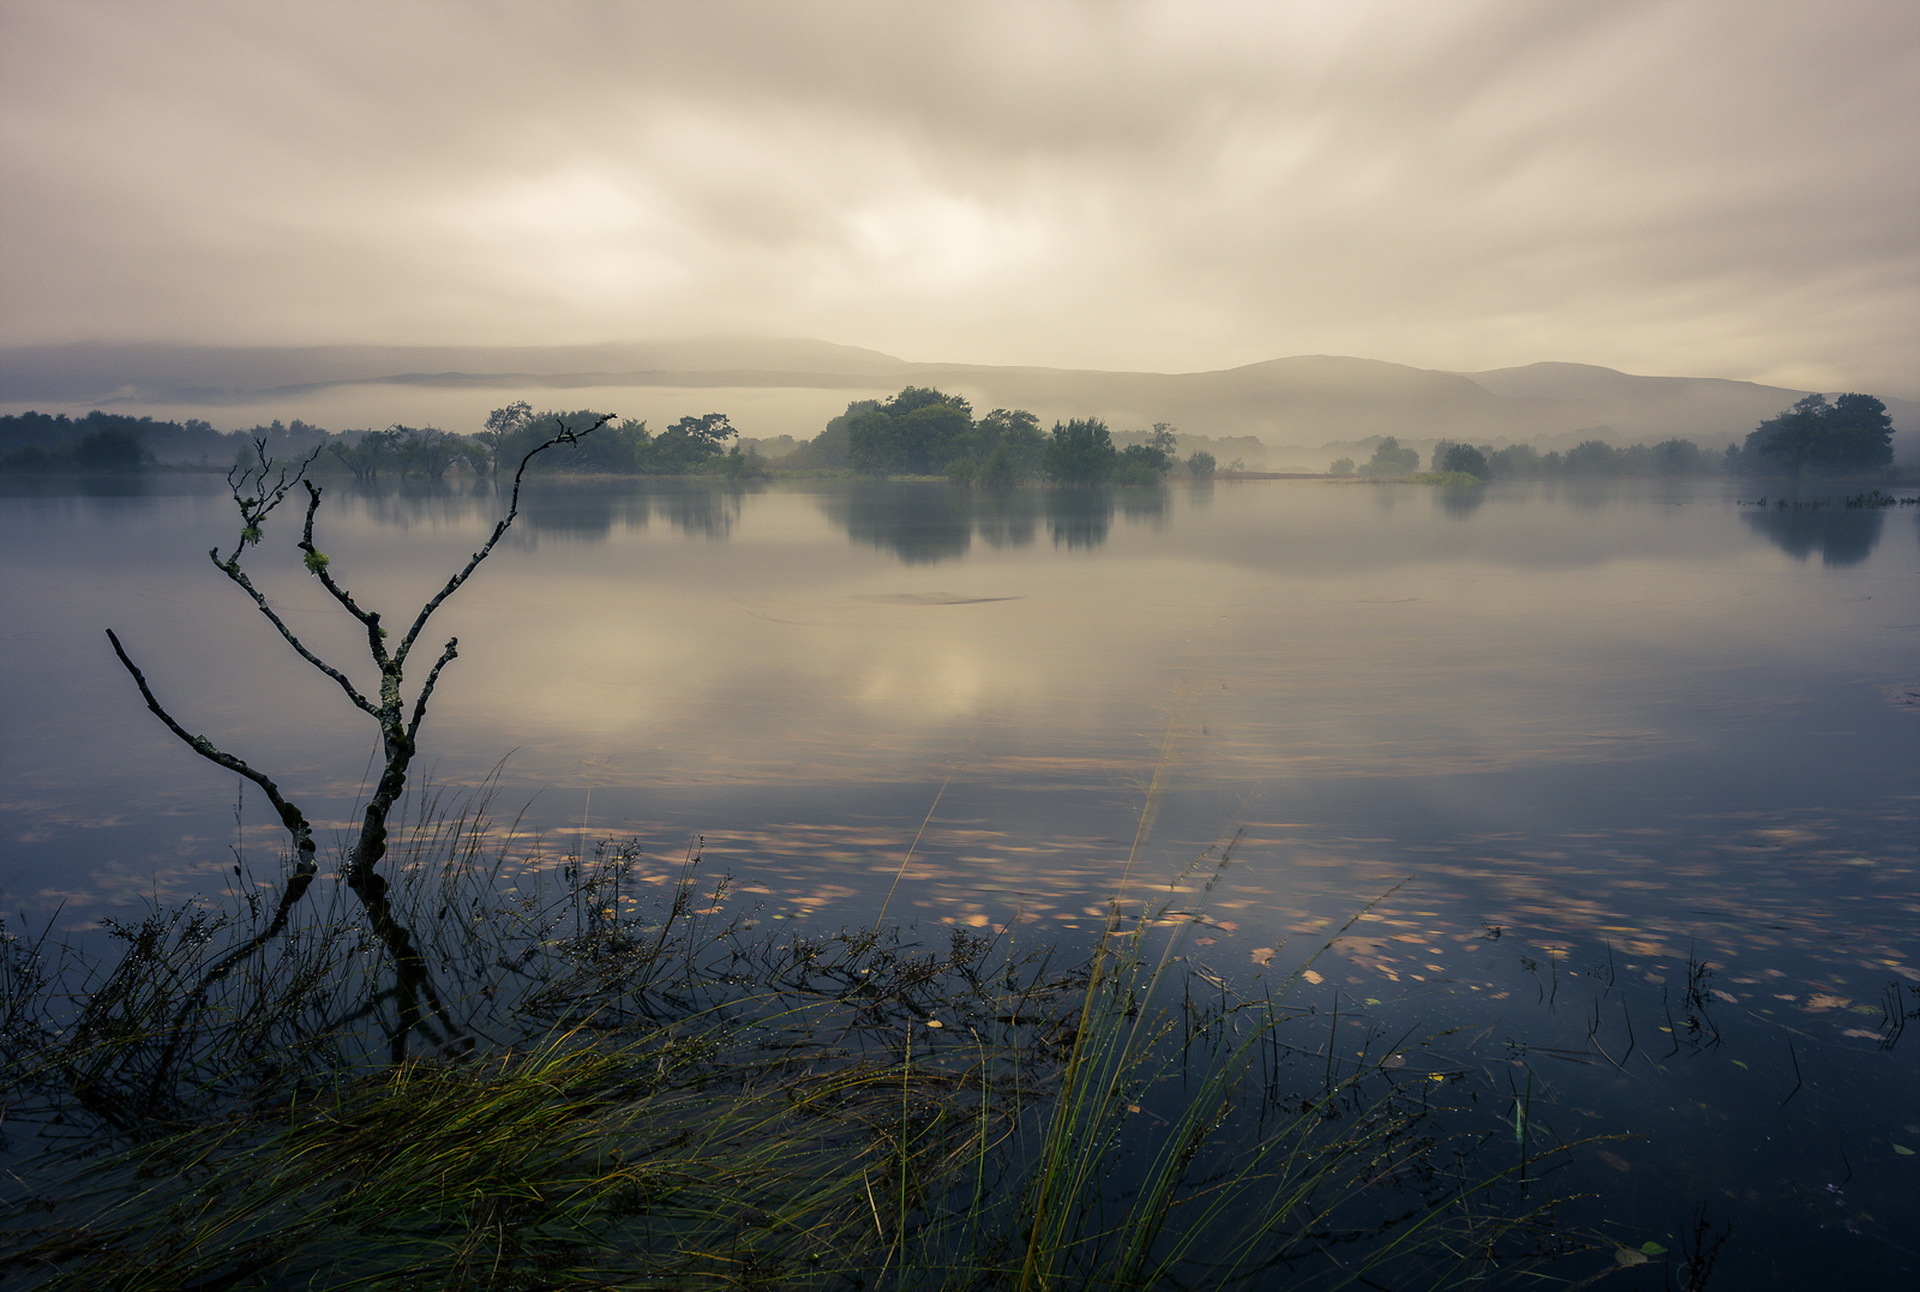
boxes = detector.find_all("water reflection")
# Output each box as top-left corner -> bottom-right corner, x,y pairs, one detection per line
1741,506 -> 1885,567
825,482 -> 974,563
1435,484 -> 1486,518
822,484 -> 1175,563
329,478 -> 751,542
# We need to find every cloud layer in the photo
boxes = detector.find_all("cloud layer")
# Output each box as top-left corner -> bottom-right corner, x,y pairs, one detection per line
3,0 -> 1916,394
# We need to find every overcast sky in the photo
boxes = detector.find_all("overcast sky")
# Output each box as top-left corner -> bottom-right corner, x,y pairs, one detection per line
3,1 -> 1915,395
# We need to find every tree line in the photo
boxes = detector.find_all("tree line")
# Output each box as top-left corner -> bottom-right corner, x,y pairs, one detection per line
0,407 -> 758,480
6,389 -> 1894,481
777,387 -> 1215,484
1327,393 -> 1895,481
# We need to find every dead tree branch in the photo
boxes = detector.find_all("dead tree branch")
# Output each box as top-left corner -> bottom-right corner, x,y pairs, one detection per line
106,415 -> 609,1060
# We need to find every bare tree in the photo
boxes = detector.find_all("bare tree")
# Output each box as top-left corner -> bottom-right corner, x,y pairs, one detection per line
106,416 -> 610,1058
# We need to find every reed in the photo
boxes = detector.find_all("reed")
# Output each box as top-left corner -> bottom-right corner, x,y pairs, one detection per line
0,807 -> 1576,1289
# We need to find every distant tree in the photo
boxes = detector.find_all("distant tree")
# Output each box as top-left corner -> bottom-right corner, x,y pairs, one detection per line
1113,442 -> 1174,485
1186,450 -> 1217,478
1044,418 -> 1119,484
1742,393 -> 1894,476
1564,440 -> 1620,475
849,387 -> 973,476
1328,457 -> 1355,477
71,425 -> 154,471
647,412 -> 737,474
1651,438 -> 1706,475
1438,443 -> 1489,479
1359,437 -> 1419,477
491,410 -> 645,473
781,399 -> 873,471
956,408 -> 1046,486
1148,423 -> 1180,457
391,426 -> 482,480
479,401 -> 534,476
328,428 -> 403,482
1486,444 -> 1541,478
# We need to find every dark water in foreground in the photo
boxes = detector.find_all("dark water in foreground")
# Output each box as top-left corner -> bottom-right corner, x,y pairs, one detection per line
2,473 -> 1916,1283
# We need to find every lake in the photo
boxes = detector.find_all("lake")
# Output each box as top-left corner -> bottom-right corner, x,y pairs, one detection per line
2,472 -> 1916,1283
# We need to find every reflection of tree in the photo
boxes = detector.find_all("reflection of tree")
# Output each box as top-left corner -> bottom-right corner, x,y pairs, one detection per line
1115,486 -> 1168,528
656,485 -> 741,540
1046,488 -> 1113,549
349,478 -> 493,531
817,482 -> 1198,561
828,482 -> 973,564
1742,507 -> 1885,567
518,483 -> 644,539
973,489 -> 1041,548
1436,485 -> 1485,518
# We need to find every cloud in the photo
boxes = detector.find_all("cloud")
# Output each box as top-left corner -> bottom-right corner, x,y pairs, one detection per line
2,0 -> 1915,394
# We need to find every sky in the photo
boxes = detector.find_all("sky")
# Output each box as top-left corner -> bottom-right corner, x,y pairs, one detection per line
2,0 -> 1916,397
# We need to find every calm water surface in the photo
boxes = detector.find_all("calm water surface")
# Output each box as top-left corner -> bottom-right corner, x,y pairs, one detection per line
2,474 -> 1916,1282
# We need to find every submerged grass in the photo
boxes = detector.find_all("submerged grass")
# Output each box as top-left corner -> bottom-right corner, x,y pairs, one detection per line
0,802 -> 1588,1289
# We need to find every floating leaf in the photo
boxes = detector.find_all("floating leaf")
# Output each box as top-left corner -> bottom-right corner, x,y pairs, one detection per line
1598,1150 -> 1632,1172
1364,997 -> 1382,1006
1614,1248 -> 1649,1267
1302,969 -> 1324,985
1894,1144 -> 1915,1156
1640,1241 -> 1668,1255
1381,1053 -> 1406,1069
1805,993 -> 1849,1012
1250,947 -> 1275,966
1731,1059 -> 1749,1069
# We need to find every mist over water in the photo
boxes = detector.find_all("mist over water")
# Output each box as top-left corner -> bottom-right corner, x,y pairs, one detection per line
2,473 -> 1916,1279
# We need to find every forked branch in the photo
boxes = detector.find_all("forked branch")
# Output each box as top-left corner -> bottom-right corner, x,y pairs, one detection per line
108,412 -> 612,1062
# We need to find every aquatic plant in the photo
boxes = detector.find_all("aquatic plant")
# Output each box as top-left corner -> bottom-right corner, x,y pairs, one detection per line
0,816 -> 1578,1289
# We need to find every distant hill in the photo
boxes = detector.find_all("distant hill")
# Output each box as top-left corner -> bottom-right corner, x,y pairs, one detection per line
3,340 -> 1912,464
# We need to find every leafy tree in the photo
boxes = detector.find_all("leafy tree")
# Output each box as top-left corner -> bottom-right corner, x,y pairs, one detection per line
1651,438 -> 1706,475
1564,440 -> 1620,475
1438,443 -> 1489,479
1044,418 -> 1119,484
1359,437 -> 1419,477
783,400 -> 873,471
491,410 -> 645,473
479,401 -> 534,476
1327,457 -> 1355,477
954,408 -> 1046,486
71,425 -> 154,471
1486,444 -> 1541,478
388,426 -> 483,480
848,387 -> 974,476
646,413 -> 738,474
1743,393 -> 1894,476
327,428 -> 402,482
1113,443 -> 1174,485
1186,451 -> 1217,478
